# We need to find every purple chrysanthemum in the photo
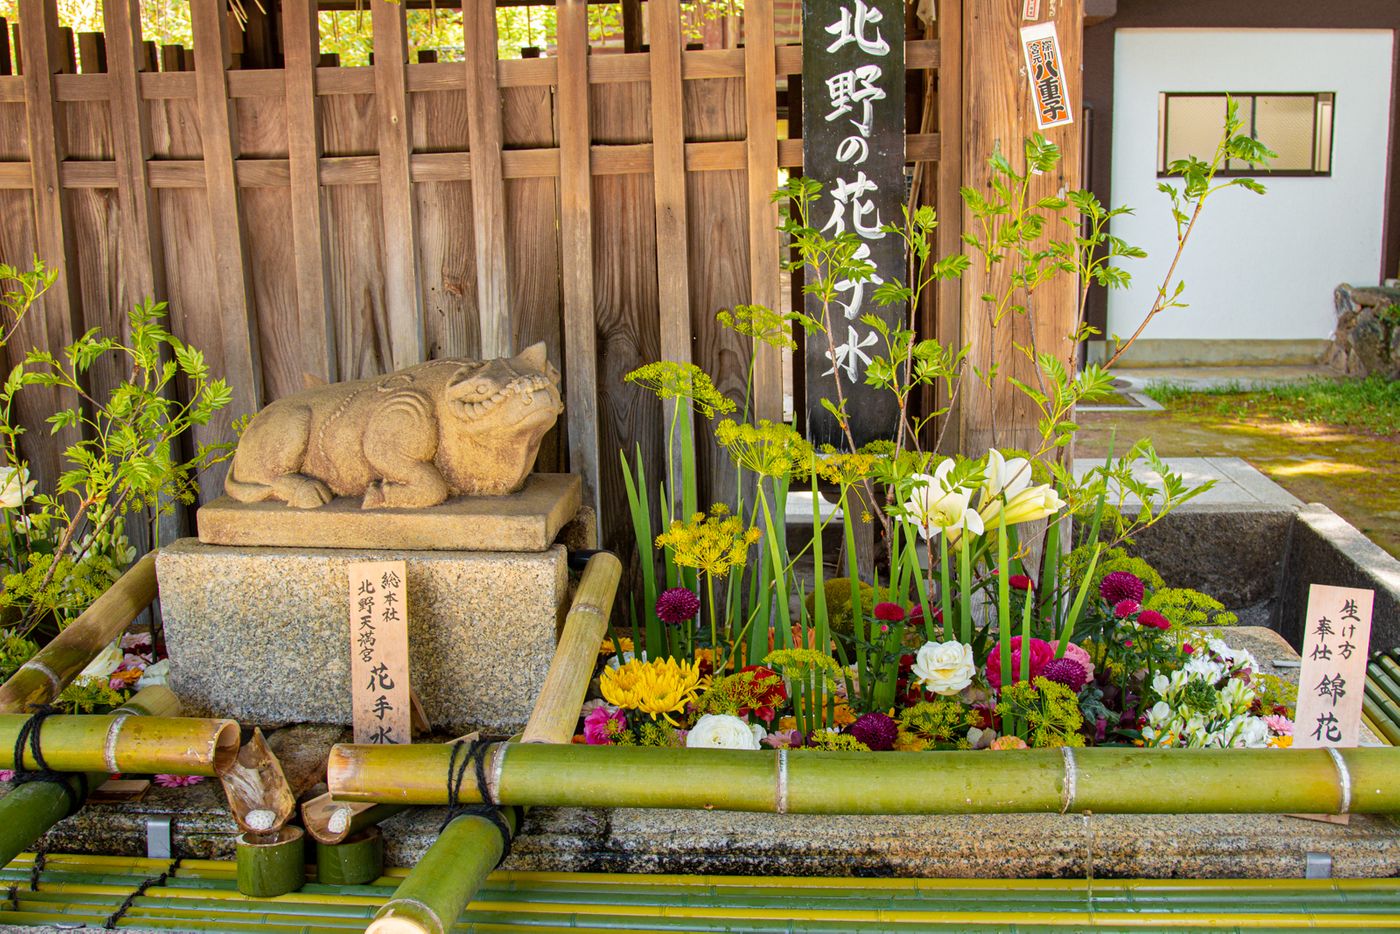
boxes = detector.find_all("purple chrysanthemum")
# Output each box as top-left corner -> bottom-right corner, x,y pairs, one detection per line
656,587 -> 700,624
1040,657 -> 1088,693
848,712 -> 899,751
1099,571 -> 1144,605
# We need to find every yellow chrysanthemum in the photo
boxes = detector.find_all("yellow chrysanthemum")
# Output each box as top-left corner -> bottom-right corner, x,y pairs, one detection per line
600,657 -> 704,726
598,637 -> 634,655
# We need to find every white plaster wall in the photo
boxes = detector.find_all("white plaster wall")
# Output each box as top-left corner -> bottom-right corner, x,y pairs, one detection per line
1107,29 -> 1394,344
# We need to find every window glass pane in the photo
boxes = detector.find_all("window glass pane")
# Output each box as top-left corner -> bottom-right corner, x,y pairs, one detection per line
1250,95 -> 1316,171
1164,95 -> 1229,168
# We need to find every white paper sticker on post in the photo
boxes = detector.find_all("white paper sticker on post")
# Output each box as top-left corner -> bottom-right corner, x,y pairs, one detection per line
349,560 -> 411,746
1022,0 -> 1041,21
1020,21 -> 1072,129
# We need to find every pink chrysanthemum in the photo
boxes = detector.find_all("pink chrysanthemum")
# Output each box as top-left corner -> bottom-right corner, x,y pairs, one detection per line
1264,714 -> 1293,736
656,588 -> 700,624
1113,599 -> 1141,619
848,712 -> 899,751
1138,609 -> 1171,630
153,774 -> 205,788
1040,657 -> 1088,693
1100,571 -> 1145,604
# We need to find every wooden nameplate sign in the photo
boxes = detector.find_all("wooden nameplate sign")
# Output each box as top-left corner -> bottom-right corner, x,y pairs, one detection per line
350,561 -> 412,746
1290,583 -> 1375,825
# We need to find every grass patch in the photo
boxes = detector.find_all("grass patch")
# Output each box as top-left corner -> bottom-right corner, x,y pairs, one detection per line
1142,376 -> 1400,436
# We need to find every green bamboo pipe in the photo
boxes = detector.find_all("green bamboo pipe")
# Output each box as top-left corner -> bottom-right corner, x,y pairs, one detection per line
0,712 -> 239,776
0,553 -> 157,714
315,827 -> 384,886
235,825 -> 306,897
327,742 -> 1400,815
0,685 -> 179,868
366,808 -> 520,934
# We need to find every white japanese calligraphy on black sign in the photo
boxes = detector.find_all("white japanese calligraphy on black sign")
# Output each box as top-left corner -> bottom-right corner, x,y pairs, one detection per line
803,0 -> 905,448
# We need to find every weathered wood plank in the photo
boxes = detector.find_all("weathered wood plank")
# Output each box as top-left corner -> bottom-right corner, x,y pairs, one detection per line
280,0 -> 335,387
16,0 -> 84,492
556,0 -> 601,518
959,0 -> 1081,454
501,83 -> 562,473
190,0 -> 262,498
934,0 -> 962,453
371,0 -> 423,370
462,0 -> 510,358
743,0 -> 782,423
648,0 -> 694,513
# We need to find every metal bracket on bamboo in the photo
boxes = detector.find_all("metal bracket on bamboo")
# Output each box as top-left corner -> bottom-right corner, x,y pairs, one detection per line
219,727 -> 296,837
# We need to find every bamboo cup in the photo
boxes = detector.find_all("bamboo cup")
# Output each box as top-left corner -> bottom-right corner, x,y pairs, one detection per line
328,742 -> 1400,815
0,554 -> 157,714
235,825 -> 306,898
314,827 -> 384,886
0,685 -> 179,868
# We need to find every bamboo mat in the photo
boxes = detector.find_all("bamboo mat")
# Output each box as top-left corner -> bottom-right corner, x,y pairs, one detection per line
1,852 -> 1399,931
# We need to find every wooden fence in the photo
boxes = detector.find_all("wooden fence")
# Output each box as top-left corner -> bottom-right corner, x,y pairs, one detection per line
0,0 -> 960,555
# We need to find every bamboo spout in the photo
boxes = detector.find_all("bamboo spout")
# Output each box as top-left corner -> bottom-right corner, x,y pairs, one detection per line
328,743 -> 1400,816
0,553 -> 157,715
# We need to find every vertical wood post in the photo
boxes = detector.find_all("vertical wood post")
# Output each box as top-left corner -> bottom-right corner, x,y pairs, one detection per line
281,0 -> 336,387
934,0 -> 964,453
743,0 -> 783,423
959,0 -> 1081,454
621,0 -> 643,54
463,0 -> 511,359
371,0 -> 423,370
76,31 -> 104,72
648,0 -> 694,508
190,0 -> 263,420
557,0 -> 601,519
17,0 -> 85,478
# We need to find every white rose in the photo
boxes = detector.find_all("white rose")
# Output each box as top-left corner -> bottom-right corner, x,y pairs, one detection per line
76,640 -> 124,683
686,714 -> 765,750
137,659 -> 170,689
910,640 -> 976,696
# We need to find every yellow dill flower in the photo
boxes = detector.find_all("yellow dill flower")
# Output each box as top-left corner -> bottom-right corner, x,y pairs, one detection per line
714,419 -> 813,479
763,648 -> 843,691
716,304 -> 798,350
655,504 -> 761,578
624,362 -> 736,418
813,450 -> 878,486
600,657 -> 704,726
893,730 -> 929,752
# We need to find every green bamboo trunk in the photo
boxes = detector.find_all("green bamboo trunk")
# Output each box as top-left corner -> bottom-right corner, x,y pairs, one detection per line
236,826 -> 306,897
366,808 -> 518,934
328,741 -> 1400,815
0,686 -> 180,868
0,713 -> 239,776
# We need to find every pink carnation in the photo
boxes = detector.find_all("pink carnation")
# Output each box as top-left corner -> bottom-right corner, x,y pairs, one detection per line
1264,714 -> 1293,736
1138,610 -> 1171,630
153,774 -> 204,788
583,705 -> 627,745
985,636 -> 1055,689
1114,599 -> 1141,618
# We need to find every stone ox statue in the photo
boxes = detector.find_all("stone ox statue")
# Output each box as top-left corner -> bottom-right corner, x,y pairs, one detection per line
224,342 -> 563,509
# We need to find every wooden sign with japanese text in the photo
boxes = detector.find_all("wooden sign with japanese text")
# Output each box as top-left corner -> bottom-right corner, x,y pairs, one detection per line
1020,22 -> 1072,130
802,0 -> 905,449
349,561 -> 411,745
1294,584 -> 1374,753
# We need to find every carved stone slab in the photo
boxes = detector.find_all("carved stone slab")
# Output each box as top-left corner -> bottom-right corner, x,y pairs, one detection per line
196,473 -> 581,553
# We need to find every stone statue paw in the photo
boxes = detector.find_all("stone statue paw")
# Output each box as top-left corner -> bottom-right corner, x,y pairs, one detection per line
362,481 -> 387,510
273,475 -> 334,509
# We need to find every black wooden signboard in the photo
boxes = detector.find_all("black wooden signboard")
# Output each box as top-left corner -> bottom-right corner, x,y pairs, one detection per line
801,0 -> 906,450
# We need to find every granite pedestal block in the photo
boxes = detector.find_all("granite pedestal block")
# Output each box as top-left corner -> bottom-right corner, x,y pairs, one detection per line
156,539 -> 568,733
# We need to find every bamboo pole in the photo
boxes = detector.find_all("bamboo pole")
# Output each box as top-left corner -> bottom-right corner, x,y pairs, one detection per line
366,809 -> 519,934
235,825 -> 306,897
315,827 -> 384,886
0,686 -> 179,868
0,553 -> 157,714
522,551 -> 621,744
328,743 -> 1400,815
0,713 -> 239,776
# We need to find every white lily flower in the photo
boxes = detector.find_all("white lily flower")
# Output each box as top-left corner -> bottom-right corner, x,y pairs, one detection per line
979,449 -> 1033,507
904,466 -> 984,543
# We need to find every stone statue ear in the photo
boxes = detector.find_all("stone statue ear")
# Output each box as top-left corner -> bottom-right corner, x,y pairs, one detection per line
513,341 -> 550,374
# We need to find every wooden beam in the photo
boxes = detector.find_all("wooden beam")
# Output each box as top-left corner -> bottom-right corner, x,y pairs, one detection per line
190,0 -> 263,420
76,31 -> 104,73
621,0 -> 643,54
934,0 -> 963,453
743,0 -> 782,422
281,0 -> 336,386
371,0 -> 423,370
556,0 -> 601,518
648,0 -> 694,506
463,0 -> 511,358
